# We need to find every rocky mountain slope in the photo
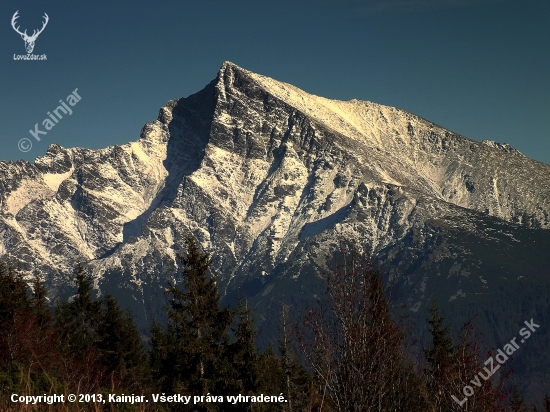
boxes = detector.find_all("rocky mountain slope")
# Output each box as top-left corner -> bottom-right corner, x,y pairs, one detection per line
1,61 -> 549,400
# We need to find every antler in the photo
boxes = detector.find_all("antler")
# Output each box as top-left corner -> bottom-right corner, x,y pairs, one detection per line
28,13 -> 49,40
11,11 -> 27,37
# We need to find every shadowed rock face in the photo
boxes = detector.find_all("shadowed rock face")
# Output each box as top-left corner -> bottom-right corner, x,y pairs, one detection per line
1,61 -> 549,401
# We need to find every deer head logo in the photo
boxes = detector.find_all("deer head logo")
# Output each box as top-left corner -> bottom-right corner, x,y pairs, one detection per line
11,11 -> 49,54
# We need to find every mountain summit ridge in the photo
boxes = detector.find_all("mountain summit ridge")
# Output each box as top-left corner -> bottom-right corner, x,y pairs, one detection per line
1,61 -> 549,279
213,62 -> 550,224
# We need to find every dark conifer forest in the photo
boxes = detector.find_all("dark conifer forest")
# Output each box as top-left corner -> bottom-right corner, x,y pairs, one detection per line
0,237 -> 546,411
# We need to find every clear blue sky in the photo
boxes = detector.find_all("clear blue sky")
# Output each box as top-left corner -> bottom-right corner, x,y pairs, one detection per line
1,0 -> 548,165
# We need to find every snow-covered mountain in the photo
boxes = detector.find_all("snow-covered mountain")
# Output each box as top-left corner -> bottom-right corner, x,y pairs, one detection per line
1,62 -> 549,398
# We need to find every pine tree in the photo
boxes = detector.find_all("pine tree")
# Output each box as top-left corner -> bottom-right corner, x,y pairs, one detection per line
424,299 -> 456,378
280,304 -> 293,411
151,236 -> 235,409
30,270 -> 51,327
26,270 -> 59,386
0,262 -> 63,399
545,394 -> 550,412
255,345 -> 285,410
230,299 -> 258,396
423,299 -> 459,411
279,304 -> 311,412
509,386 -> 526,411
424,301 -> 510,412
53,264 -> 106,393
149,317 -> 171,389
96,294 -> 150,391
55,264 -> 101,357
0,261 -> 37,370
0,261 -> 29,331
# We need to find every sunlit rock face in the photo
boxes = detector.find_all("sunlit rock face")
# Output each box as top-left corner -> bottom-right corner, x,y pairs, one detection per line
1,61 -> 549,400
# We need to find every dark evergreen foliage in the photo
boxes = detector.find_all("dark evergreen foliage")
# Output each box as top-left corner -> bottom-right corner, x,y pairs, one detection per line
279,304 -> 312,412
423,299 -> 458,411
0,261 -> 29,338
230,300 -> 259,396
510,386 -> 527,411
55,264 -> 102,357
30,270 -> 51,326
150,236 -> 238,410
97,294 -> 151,390
0,241 -> 538,411
424,299 -> 456,377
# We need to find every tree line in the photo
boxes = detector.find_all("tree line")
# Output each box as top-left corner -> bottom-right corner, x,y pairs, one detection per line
0,237 -> 548,411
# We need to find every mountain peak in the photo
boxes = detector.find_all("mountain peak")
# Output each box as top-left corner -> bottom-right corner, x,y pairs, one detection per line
217,61 -> 256,85
2,62 -> 550,266
481,139 -> 524,156
220,60 -> 242,71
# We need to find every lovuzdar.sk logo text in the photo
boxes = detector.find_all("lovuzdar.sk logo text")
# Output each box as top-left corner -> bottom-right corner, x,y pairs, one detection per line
11,10 -> 49,59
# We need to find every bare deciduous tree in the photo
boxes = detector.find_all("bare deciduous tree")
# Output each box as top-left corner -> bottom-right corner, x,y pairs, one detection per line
298,245 -> 432,412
